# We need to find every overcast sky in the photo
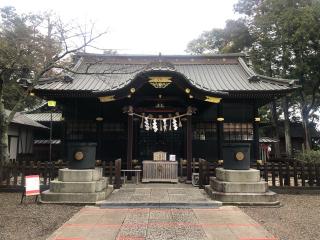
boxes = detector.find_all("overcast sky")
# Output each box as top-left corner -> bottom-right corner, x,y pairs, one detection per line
0,0 -> 239,55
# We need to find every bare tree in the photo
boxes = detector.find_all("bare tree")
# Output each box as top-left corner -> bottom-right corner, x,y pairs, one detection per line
0,7 -> 108,175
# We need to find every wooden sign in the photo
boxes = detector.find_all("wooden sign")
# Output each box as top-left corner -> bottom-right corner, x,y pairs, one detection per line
153,151 -> 167,161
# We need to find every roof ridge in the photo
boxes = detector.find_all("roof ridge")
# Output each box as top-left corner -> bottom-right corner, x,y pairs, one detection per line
76,52 -> 246,58
71,56 -> 84,72
238,57 -> 256,76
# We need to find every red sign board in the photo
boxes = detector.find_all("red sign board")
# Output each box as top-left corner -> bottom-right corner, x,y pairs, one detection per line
25,175 -> 40,196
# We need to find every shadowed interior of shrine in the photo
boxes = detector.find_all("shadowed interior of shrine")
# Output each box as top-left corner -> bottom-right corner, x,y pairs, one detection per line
59,79 -> 256,166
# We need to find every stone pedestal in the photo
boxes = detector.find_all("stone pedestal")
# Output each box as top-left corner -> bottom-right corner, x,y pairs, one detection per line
205,168 -> 279,205
41,168 -> 113,204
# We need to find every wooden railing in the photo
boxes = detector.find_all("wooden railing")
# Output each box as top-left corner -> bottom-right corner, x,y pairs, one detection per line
0,160 -> 118,190
2,158 -> 319,190
252,161 -> 320,187
180,159 -> 320,189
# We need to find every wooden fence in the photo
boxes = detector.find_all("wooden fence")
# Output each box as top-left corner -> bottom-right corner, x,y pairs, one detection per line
0,160 -> 118,190
2,158 -> 319,190
254,161 -> 320,187
180,159 -> 320,189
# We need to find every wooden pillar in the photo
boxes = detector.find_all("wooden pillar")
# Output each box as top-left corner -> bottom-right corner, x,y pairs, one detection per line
127,106 -> 133,179
253,104 -> 260,161
186,108 -> 192,182
217,104 -> 224,161
62,110 -> 67,162
114,158 -> 121,189
96,121 -> 103,160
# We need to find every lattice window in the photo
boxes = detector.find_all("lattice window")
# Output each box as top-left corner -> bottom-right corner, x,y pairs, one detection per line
66,120 -> 97,140
223,123 -> 253,141
193,122 -> 217,140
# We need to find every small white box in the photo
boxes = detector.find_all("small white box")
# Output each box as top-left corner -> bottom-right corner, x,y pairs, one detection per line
169,154 -> 176,161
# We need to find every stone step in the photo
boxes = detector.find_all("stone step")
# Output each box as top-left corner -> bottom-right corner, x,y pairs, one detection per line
97,201 -> 222,208
210,178 -> 268,193
58,168 -> 103,182
41,185 -> 113,204
40,190 -> 107,203
50,178 -> 107,193
216,168 -> 261,182
205,185 -> 279,206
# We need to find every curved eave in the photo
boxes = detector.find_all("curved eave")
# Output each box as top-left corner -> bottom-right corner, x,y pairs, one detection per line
227,87 -> 299,99
238,57 -> 299,87
33,86 -> 298,100
92,69 -> 229,100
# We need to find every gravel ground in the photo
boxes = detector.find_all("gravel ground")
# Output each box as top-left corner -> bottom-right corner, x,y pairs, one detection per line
0,192 -> 319,240
242,194 -> 320,240
0,192 -> 82,240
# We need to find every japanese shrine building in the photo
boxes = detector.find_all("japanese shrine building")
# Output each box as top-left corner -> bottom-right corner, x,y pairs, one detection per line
33,53 -> 298,178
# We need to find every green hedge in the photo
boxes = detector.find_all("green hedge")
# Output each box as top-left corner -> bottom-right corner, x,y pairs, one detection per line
296,150 -> 320,164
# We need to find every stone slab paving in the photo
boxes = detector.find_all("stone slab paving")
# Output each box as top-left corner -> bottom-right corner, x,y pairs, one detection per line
47,206 -> 278,240
47,184 -> 277,240
97,183 -> 221,207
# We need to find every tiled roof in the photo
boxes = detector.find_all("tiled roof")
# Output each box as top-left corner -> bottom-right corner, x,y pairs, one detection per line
259,137 -> 279,143
34,139 -> 61,144
26,113 -> 62,122
34,53 -> 298,94
6,110 -> 48,129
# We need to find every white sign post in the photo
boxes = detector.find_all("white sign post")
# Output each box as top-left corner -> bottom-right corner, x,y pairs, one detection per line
21,175 -> 40,203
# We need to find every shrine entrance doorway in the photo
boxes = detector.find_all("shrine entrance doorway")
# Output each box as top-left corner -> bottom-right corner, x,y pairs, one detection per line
137,125 -> 185,161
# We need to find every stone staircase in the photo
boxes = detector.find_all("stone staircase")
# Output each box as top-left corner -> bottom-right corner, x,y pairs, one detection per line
97,184 -> 222,208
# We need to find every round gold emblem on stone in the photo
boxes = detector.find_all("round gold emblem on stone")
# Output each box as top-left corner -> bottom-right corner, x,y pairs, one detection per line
235,152 -> 245,161
74,151 -> 84,161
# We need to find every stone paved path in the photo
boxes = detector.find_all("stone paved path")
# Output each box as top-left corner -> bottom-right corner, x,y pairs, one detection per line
47,206 -> 277,240
47,184 -> 277,240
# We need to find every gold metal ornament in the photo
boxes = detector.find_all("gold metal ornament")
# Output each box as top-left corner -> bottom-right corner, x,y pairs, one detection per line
204,96 -> 221,103
74,151 -> 84,161
99,95 -> 115,102
235,152 -> 245,161
148,77 -> 172,88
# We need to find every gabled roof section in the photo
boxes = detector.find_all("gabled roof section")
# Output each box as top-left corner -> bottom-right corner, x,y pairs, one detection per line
34,52 -> 298,97
5,110 -> 48,129
26,113 -> 63,122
